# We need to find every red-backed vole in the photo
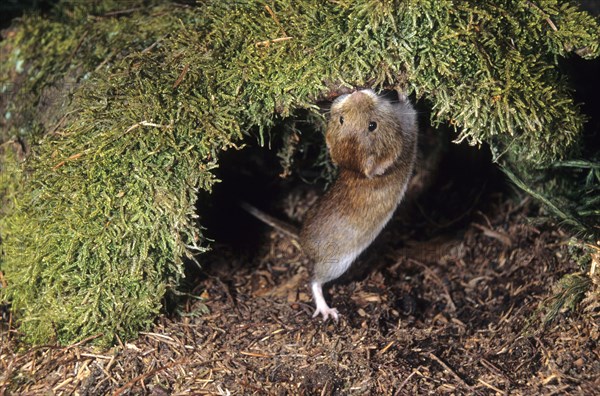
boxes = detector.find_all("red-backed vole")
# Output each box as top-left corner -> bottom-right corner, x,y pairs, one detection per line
244,89 -> 418,321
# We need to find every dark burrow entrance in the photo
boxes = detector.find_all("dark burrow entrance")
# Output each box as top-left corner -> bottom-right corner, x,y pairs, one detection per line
186,100 -> 511,304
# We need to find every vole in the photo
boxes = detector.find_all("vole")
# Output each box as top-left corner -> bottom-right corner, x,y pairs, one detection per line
244,89 -> 418,321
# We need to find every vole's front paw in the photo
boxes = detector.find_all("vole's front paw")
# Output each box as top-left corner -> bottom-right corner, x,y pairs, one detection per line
312,306 -> 339,322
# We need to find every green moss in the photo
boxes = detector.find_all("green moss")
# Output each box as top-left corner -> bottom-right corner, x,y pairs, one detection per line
0,0 -> 599,345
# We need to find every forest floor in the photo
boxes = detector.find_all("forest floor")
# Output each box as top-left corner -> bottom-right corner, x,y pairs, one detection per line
1,163 -> 599,395
1,2 -> 600,396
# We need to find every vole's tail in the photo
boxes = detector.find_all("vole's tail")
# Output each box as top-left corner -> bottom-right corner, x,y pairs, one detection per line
240,201 -> 300,240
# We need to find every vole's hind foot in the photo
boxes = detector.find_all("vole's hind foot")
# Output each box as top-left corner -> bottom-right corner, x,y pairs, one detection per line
312,305 -> 339,322
311,281 -> 339,322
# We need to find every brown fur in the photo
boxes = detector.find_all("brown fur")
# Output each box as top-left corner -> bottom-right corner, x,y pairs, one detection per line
300,90 -> 418,319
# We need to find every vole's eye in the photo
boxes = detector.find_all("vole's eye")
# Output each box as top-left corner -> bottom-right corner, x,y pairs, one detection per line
339,116 -> 344,125
368,121 -> 377,132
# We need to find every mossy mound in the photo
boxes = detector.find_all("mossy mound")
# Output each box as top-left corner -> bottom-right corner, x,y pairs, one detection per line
0,0 -> 599,345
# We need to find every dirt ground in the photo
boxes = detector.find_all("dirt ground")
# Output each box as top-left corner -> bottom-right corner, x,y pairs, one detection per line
1,166 -> 599,395
1,2 -> 600,395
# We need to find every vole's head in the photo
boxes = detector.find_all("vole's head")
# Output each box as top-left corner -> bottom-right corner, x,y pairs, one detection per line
325,89 -> 414,178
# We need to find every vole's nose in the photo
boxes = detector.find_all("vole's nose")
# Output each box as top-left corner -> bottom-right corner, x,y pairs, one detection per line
344,91 -> 376,114
347,91 -> 369,105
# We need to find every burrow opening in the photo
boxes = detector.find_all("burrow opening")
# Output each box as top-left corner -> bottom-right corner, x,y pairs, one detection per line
182,97 -> 511,299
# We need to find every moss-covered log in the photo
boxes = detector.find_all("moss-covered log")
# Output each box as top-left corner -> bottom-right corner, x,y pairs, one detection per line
0,0 -> 599,345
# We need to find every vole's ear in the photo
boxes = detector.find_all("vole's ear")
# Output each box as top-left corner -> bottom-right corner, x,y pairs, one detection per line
364,154 -> 394,178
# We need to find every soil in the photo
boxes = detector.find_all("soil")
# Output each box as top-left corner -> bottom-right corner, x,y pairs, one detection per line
1,150 -> 599,395
1,2 -> 599,389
